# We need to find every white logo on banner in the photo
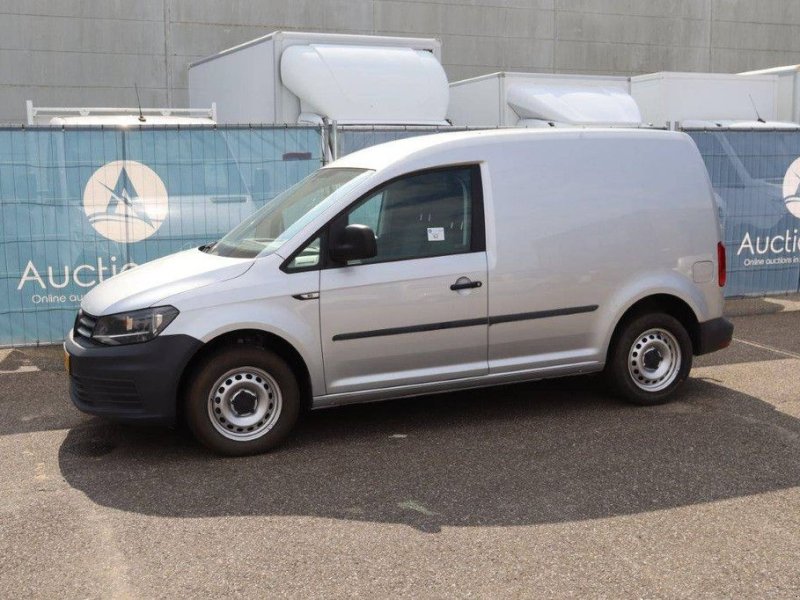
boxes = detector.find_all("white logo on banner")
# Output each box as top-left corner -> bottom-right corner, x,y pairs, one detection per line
782,158 -> 800,219
83,160 -> 168,243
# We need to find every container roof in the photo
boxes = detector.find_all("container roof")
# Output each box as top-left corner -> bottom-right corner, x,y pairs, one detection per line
189,30 -> 440,68
506,84 -> 641,126
680,119 -> 800,130
46,115 -> 215,126
739,65 -> 800,76
280,44 -> 449,125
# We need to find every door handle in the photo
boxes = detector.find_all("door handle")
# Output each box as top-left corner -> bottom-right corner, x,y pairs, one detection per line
450,280 -> 482,291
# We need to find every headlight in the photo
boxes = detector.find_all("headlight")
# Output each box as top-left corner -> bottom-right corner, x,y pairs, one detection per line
91,306 -> 179,345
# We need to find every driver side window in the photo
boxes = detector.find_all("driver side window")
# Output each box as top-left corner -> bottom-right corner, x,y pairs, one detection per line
348,191 -> 384,232
339,166 -> 481,266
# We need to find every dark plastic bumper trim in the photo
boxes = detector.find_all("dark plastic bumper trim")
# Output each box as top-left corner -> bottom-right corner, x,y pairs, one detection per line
65,332 -> 203,424
695,317 -> 734,355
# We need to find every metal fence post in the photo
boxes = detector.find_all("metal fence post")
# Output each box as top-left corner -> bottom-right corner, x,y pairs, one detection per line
320,122 -> 330,165
330,120 -> 339,161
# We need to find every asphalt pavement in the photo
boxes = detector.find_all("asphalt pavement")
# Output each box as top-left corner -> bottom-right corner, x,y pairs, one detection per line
1,308 -> 799,598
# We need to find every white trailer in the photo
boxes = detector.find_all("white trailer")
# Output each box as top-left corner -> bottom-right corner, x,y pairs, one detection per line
188,31 -> 448,126
447,72 -> 641,128
739,65 -> 800,124
25,101 -> 217,126
631,72 -> 782,129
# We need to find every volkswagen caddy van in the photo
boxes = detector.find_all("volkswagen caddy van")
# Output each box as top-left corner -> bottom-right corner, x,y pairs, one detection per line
65,129 -> 733,455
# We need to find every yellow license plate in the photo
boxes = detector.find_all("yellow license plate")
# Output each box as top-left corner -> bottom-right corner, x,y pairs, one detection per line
64,351 -> 70,374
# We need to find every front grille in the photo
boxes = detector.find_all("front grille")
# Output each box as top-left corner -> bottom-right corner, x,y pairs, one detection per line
70,375 -> 143,411
74,310 -> 97,340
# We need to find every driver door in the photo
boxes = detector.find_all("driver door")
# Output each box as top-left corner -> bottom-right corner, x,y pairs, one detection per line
319,165 -> 489,395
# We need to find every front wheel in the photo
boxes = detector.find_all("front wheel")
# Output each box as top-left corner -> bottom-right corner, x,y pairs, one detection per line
185,346 -> 300,456
606,312 -> 693,405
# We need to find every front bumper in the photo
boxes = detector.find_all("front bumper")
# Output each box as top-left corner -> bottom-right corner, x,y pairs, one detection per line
695,317 -> 734,355
65,331 -> 203,424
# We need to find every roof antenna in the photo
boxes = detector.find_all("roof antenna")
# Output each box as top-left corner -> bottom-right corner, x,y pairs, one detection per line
134,83 -> 146,123
749,94 -> 766,123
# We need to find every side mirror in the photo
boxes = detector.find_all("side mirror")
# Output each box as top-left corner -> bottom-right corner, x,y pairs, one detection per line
330,224 -> 377,263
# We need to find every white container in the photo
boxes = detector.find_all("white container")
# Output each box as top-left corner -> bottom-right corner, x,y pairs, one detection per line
739,65 -> 800,124
188,31 -> 448,126
447,72 -> 640,128
25,101 -> 217,126
631,72 -> 779,128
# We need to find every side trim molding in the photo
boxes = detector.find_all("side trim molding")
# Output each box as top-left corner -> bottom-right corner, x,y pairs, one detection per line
488,305 -> 599,325
333,317 -> 487,341
332,304 -> 598,342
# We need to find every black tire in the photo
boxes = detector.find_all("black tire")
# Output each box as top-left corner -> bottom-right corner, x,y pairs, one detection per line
605,312 -> 693,406
184,345 -> 301,456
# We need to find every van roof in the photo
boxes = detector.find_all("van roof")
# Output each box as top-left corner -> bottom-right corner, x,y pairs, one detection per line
329,127 -> 687,172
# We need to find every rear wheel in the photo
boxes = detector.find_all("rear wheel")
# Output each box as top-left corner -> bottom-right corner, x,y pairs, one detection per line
185,346 -> 300,455
606,312 -> 693,405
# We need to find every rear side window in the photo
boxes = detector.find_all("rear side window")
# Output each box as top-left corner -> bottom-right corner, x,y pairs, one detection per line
339,165 -> 483,265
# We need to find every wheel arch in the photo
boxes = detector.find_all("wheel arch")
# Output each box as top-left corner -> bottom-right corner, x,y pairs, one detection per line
177,328 -> 313,420
606,293 -> 701,363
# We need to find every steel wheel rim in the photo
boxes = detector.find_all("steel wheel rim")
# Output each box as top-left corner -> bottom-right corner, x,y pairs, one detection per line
627,328 -> 681,392
207,367 -> 282,441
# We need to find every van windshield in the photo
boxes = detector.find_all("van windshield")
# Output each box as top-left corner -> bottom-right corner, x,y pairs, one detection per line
207,168 -> 372,258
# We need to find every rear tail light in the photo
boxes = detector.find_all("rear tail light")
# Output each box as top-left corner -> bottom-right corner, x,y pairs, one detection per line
717,241 -> 727,287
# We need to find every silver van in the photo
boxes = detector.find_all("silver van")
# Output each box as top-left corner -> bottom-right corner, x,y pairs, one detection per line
65,129 -> 733,455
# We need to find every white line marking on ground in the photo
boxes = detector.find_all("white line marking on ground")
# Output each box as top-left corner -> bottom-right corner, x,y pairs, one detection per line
762,296 -> 800,313
734,337 -> 800,360
0,349 -> 41,374
398,500 -> 438,516
0,366 -> 40,375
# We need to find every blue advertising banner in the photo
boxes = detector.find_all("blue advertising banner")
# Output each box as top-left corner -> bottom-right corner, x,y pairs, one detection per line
0,125 -> 321,346
2,125 -> 800,346
686,130 -> 800,297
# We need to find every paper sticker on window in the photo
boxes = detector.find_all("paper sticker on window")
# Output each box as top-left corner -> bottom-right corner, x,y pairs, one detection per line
427,227 -> 445,241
